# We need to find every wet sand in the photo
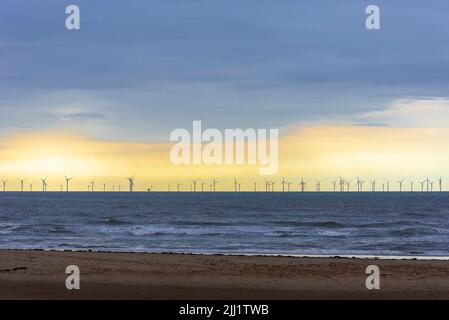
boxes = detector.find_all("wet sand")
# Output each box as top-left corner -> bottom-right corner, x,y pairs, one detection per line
0,250 -> 448,299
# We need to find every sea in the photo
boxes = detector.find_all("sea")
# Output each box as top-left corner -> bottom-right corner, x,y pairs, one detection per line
1,192 -> 448,257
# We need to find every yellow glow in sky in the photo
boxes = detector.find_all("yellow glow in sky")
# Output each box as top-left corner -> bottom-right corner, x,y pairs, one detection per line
0,122 -> 448,191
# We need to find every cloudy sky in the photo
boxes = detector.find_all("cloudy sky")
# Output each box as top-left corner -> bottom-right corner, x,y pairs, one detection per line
1,1 -> 449,189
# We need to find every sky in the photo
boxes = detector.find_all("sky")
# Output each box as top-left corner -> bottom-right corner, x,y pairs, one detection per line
1,1 -> 449,190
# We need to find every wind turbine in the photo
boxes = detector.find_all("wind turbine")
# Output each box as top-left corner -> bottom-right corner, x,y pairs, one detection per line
370,180 -> 376,192
386,181 -> 390,192
316,181 -> 321,192
430,181 -> 434,192
271,180 -> 276,192
346,180 -> 352,192
30,183 -> 33,192
1,179 -> 6,192
356,177 -> 364,192
331,179 -> 337,192
212,178 -> 219,192
410,181 -> 414,192
254,182 -> 257,192
419,180 -> 425,192
287,181 -> 292,192
234,178 -> 238,192
127,176 -> 135,192
397,179 -> 404,192
41,177 -> 48,192
177,183 -> 182,192
191,179 -> 198,192
339,176 -> 345,192
90,181 -> 95,192
19,178 -> 26,192
281,177 -> 287,192
64,176 -> 74,192
300,177 -> 306,192
201,182 -> 206,192
439,177 -> 443,192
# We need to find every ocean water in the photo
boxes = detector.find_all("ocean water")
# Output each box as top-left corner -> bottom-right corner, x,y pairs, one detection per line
0,192 -> 449,256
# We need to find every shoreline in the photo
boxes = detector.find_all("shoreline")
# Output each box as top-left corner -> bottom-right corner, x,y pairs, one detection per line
1,249 -> 449,299
2,248 -> 449,261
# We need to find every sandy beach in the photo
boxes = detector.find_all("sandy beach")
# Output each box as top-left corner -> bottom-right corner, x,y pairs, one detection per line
0,250 -> 448,300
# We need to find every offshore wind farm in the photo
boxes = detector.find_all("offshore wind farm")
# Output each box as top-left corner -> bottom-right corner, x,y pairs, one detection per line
0,175 -> 446,192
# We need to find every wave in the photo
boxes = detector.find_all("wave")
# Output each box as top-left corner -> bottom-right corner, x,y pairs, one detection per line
102,218 -> 131,226
269,220 -> 347,228
0,223 -> 22,235
48,226 -> 77,235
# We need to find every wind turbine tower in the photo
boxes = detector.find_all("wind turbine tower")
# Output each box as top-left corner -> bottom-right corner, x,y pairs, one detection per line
419,181 -> 425,192
212,179 -> 218,192
64,176 -> 74,192
370,180 -> 376,192
127,176 -> 135,192
19,178 -> 26,192
191,179 -> 198,192
281,177 -> 287,192
397,180 -> 404,192
356,177 -> 364,192
300,177 -> 306,192
41,178 -> 48,192
339,176 -> 345,192
331,180 -> 337,192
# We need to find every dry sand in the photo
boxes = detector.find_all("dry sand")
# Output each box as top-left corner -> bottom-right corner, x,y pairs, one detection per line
0,250 -> 448,299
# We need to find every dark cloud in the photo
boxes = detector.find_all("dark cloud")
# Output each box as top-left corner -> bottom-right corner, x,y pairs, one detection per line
0,0 -> 448,140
